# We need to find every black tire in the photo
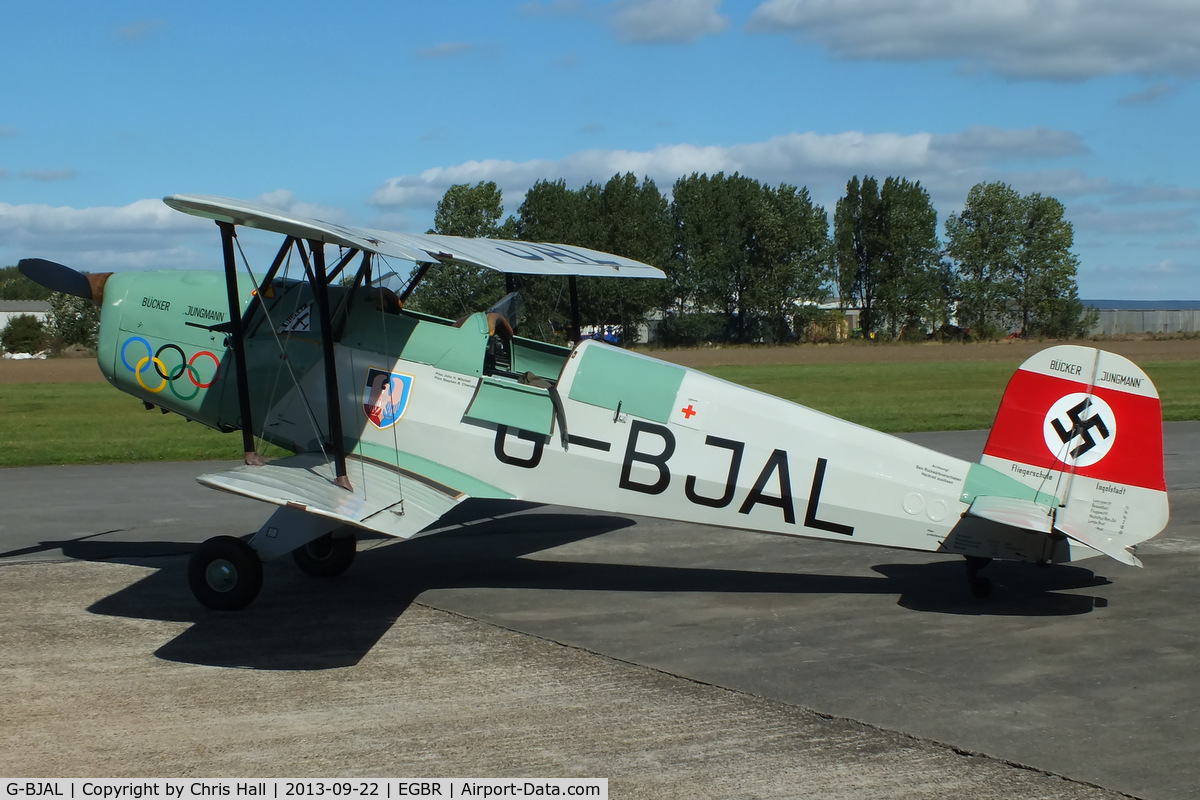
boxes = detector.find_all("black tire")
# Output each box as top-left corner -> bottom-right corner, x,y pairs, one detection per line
291,532 -> 356,577
188,535 -> 264,611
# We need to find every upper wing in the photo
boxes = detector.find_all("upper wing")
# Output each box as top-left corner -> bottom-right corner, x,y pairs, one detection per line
164,194 -> 666,279
197,453 -> 469,540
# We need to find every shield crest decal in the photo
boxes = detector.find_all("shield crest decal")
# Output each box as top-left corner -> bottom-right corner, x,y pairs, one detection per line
363,368 -> 414,429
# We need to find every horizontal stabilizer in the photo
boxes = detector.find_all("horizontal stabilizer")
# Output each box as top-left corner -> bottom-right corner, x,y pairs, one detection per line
966,496 -> 1143,567
966,496 -> 1054,534
198,453 -> 467,539
1054,518 -> 1143,568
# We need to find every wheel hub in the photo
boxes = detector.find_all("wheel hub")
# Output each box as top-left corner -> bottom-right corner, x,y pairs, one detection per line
204,558 -> 238,593
306,539 -> 334,560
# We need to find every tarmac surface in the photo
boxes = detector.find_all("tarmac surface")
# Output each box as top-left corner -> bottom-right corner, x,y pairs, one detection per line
2,423 -> 1198,799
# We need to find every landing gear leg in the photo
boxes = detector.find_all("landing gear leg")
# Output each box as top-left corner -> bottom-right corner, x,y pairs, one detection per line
188,535 -> 264,610
965,556 -> 993,599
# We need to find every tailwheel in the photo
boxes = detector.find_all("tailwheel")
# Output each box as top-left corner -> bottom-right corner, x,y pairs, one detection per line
292,531 -> 357,577
965,556 -> 993,600
188,535 -> 264,610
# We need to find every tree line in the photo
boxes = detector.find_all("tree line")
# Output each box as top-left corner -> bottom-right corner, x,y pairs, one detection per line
0,266 -> 100,354
408,174 -> 1094,344
2,174 -> 1092,353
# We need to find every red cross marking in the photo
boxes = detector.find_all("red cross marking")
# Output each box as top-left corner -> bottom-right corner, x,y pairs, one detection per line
681,404 -> 697,419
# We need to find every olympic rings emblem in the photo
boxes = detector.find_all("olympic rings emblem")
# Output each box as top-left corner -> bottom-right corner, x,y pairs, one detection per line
120,337 -> 220,400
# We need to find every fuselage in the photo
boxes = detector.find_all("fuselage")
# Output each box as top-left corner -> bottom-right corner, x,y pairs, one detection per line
96,269 -> 1067,563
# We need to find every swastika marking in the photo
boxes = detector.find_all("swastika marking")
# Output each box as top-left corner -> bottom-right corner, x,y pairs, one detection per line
1042,393 -> 1116,468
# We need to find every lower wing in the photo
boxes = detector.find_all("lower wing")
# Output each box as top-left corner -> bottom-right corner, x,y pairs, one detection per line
197,453 -> 469,540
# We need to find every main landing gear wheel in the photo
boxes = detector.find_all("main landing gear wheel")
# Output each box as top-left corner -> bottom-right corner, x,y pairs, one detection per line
188,535 -> 264,610
292,532 -> 357,577
965,556 -> 993,600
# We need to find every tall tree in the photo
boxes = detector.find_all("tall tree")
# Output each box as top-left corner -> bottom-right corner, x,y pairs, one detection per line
406,181 -> 511,320
833,176 -> 886,337
944,181 -> 1023,339
875,177 -> 942,339
514,178 -> 584,243
744,183 -> 830,342
946,182 -> 1088,339
432,180 -> 508,237
514,174 -> 672,343
513,179 -> 590,341
1017,193 -> 1086,337
670,173 -> 829,343
0,265 -> 52,301
670,172 -> 758,341
579,173 -> 671,341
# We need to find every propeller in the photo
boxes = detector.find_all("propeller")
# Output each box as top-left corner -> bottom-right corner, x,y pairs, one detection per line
18,258 -> 110,304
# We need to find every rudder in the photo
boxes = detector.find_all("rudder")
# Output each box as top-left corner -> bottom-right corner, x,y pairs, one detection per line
981,345 -> 1168,562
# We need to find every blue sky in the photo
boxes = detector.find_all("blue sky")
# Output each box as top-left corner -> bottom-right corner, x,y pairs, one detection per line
2,0 -> 1199,301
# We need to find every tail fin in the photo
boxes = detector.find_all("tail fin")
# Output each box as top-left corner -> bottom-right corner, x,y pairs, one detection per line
981,345 -> 1168,564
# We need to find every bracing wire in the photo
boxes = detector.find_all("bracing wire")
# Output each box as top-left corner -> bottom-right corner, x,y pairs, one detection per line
369,255 -> 407,512
1043,394 -> 1095,510
1043,350 -> 1103,511
232,235 -> 330,467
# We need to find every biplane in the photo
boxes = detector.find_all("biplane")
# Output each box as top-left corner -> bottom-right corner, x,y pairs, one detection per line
19,194 -> 1169,609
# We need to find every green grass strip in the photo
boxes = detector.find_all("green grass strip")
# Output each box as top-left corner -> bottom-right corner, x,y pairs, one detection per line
2,359 -> 1196,467
702,360 -> 1200,432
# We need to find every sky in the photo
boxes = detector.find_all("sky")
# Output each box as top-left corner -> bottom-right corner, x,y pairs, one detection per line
2,0 -> 1199,301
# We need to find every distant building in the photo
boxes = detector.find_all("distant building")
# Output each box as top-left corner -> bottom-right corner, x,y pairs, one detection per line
0,300 -> 51,331
1084,300 -> 1200,336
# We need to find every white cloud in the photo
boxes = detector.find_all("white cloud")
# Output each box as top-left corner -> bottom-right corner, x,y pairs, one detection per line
931,126 -> 1088,162
368,126 -> 1092,216
19,169 -> 79,182
0,199 -> 211,271
4,127 -> 1196,281
747,0 -> 1200,80
1138,260 -> 1186,276
1084,258 -> 1199,299
1109,184 -> 1200,204
610,0 -> 729,43
1119,83 -> 1176,106
0,194 -> 371,273
0,199 -> 192,237
1160,238 -> 1200,250
251,190 -> 350,224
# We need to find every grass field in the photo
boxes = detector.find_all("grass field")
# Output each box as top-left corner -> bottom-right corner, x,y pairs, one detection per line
705,359 -> 1200,432
2,351 -> 1196,467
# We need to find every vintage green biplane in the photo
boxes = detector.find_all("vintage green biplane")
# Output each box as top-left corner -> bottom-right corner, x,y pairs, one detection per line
19,195 -> 1169,609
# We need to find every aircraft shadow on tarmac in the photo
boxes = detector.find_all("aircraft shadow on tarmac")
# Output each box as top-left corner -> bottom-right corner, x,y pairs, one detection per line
67,502 -> 1110,670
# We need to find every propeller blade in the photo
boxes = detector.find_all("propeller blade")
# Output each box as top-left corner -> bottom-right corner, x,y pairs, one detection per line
18,258 -> 109,303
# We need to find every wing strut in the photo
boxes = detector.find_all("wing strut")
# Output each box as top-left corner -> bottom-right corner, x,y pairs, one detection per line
242,235 -> 296,332
218,221 -> 265,467
308,240 -> 352,490
568,275 -> 581,343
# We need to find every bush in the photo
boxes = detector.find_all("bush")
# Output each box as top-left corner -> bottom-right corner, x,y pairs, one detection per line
1,314 -> 48,354
654,312 -> 729,346
47,291 -> 100,348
